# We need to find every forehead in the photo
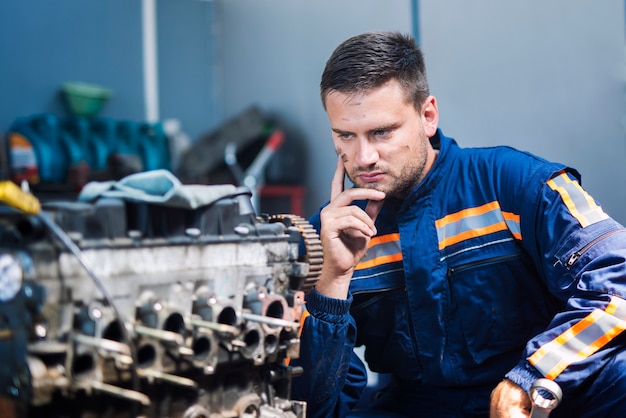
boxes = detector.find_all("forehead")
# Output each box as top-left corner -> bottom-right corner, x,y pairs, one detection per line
324,78 -> 413,106
325,81 -> 416,129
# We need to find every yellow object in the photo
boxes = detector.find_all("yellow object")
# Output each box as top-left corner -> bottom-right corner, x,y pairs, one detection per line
0,181 -> 41,215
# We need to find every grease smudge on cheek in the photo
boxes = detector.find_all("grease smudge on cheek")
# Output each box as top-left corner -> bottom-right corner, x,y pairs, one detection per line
336,147 -> 348,163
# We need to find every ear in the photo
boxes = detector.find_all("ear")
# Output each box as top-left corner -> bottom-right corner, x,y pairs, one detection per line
421,96 -> 439,137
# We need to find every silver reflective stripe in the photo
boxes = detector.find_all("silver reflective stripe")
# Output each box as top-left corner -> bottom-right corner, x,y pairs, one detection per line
435,201 -> 520,250
547,172 -> 608,227
529,296 -> 626,379
359,234 -> 401,264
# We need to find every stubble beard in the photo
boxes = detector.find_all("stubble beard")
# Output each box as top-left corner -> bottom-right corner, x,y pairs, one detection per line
347,143 -> 429,199
347,161 -> 425,198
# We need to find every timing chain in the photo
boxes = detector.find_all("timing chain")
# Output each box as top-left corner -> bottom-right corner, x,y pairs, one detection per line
268,214 -> 323,293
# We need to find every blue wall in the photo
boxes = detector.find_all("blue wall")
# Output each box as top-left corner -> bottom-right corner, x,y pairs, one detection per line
0,0 -> 218,143
0,1 -> 145,130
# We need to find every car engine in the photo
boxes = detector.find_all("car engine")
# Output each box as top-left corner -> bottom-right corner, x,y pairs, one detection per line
0,183 -> 321,417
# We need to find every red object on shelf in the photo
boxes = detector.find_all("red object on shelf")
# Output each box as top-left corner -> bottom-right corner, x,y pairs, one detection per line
259,184 -> 306,216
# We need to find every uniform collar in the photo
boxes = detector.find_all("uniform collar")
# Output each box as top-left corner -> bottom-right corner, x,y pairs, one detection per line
402,128 -> 457,206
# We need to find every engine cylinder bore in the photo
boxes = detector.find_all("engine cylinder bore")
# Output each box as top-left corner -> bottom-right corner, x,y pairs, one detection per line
258,298 -> 285,355
260,296 -> 291,336
217,306 -> 237,326
243,329 -> 260,351
264,300 -> 285,321
264,333 -> 278,355
102,319 -> 124,342
72,354 -> 93,375
192,333 -> 212,361
70,350 -> 97,381
163,312 -> 186,335
136,342 -> 158,369
240,322 -> 264,364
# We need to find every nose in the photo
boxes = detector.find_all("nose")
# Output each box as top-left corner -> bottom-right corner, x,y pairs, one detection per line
354,138 -> 379,168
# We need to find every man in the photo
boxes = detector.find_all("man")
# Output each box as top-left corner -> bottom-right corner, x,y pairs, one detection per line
291,31 -> 626,417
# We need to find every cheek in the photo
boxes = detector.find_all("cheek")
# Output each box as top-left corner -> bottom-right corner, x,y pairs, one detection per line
334,142 -> 344,157
335,148 -> 348,163
334,144 -> 351,163
384,145 -> 411,161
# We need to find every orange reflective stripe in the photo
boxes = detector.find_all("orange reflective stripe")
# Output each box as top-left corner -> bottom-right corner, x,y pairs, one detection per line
436,201 -> 521,250
529,296 -> 626,379
435,201 -> 501,228
357,253 -> 404,270
547,172 -> 608,228
502,211 -> 521,239
369,233 -> 400,246
438,221 -> 508,250
356,233 -> 402,270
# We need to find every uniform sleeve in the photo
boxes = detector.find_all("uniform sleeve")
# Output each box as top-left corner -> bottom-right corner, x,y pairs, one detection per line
290,289 -> 367,418
507,169 -> 626,394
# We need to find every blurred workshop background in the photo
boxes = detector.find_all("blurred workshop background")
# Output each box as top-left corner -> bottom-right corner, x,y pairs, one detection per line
0,0 -> 625,223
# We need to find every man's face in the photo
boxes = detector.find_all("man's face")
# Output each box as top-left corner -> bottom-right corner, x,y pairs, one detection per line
325,79 -> 439,198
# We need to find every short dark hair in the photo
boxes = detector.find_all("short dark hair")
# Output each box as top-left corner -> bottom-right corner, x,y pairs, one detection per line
320,31 -> 430,110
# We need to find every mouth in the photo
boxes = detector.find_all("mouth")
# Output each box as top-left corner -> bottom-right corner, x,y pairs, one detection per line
357,172 -> 385,184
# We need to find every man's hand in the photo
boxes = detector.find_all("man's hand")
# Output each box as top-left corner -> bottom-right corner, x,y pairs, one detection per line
490,379 -> 532,418
314,156 -> 385,299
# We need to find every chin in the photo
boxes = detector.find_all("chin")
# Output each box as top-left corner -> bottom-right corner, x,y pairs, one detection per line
361,183 -> 387,193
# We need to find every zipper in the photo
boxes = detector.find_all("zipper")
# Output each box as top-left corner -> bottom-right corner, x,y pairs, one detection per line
447,252 -> 521,276
351,283 -> 404,297
565,228 -> 626,268
351,285 -> 404,312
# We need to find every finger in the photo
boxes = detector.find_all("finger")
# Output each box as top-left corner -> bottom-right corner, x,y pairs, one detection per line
324,210 -> 378,238
323,204 -> 380,235
330,187 -> 386,209
330,155 -> 346,201
365,199 -> 385,224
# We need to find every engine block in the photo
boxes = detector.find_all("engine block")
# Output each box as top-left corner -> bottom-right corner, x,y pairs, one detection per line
0,186 -> 321,417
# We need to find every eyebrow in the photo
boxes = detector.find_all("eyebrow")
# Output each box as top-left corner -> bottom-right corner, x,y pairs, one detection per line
332,123 -> 399,136
332,127 -> 352,136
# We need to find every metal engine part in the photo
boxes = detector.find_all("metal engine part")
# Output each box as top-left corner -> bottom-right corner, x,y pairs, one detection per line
0,186 -> 321,417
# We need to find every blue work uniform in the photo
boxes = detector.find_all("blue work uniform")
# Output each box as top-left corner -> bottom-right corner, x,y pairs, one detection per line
291,130 -> 626,417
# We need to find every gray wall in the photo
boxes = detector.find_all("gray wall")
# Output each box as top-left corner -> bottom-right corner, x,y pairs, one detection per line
220,0 -> 626,223
421,0 -> 626,223
158,0 -> 220,137
219,0 -> 413,216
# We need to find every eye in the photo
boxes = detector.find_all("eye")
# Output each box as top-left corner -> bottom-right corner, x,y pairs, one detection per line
336,132 -> 353,140
373,128 -> 391,138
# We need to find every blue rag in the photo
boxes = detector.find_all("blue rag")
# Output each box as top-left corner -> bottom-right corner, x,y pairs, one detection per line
78,169 -> 240,209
